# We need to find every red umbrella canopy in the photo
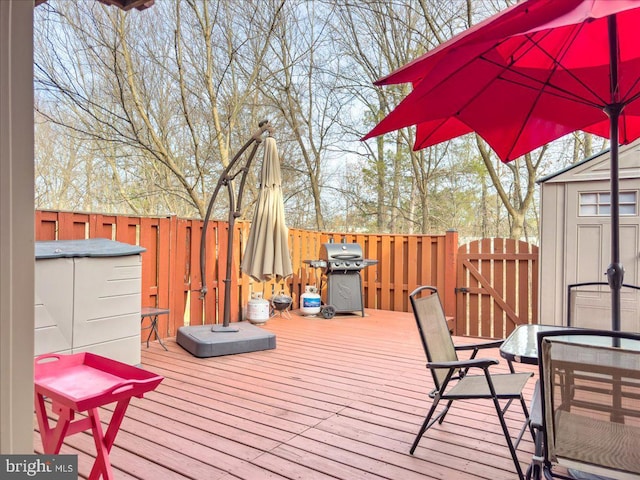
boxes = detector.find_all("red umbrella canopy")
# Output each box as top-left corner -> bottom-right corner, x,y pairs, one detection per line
364,0 -> 640,162
364,0 -> 640,331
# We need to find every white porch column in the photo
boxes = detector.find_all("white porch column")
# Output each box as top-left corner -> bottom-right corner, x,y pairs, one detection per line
0,0 -> 35,453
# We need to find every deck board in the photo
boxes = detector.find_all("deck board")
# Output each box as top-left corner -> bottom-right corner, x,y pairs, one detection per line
34,309 -> 539,479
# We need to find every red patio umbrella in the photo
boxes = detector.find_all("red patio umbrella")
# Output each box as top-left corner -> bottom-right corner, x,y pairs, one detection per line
364,0 -> 640,332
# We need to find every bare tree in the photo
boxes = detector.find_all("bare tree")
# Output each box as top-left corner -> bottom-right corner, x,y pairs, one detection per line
34,0 -> 284,218
251,1 -> 354,231
331,1 -> 442,232
33,0 -> 601,242
333,0 -> 503,235
346,0 -> 573,240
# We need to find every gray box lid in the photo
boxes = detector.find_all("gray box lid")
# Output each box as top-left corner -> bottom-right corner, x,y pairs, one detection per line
36,238 -> 146,259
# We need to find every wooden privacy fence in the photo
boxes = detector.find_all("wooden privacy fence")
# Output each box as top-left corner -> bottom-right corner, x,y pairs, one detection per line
35,210 -> 459,339
455,238 -> 539,339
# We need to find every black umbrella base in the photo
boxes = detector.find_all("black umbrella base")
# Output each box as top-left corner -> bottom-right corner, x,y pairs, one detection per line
176,322 -> 276,358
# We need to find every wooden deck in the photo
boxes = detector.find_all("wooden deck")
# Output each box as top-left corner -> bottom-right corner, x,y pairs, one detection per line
34,309 -> 540,480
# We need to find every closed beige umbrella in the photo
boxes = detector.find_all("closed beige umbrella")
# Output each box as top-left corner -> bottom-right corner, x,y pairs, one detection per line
241,136 -> 293,282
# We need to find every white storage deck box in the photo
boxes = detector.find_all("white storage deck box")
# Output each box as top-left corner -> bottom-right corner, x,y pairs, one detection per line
35,239 -> 146,365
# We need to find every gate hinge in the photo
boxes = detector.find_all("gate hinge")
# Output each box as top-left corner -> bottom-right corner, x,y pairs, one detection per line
455,287 -> 469,294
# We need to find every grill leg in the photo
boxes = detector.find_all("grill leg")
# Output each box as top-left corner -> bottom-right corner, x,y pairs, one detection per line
358,273 -> 364,317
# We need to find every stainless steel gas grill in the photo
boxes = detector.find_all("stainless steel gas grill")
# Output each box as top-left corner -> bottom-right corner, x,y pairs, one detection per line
314,240 -> 377,317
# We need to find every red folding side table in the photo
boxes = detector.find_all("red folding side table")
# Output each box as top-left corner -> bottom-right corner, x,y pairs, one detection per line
34,352 -> 163,480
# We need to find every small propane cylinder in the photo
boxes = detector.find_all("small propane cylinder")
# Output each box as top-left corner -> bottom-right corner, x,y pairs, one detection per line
300,285 -> 321,316
246,292 -> 270,325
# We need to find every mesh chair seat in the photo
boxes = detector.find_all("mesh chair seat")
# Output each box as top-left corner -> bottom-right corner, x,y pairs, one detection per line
554,410 -> 640,473
448,372 -> 532,398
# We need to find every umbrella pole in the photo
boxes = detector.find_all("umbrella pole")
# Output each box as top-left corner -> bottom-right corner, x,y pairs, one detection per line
605,16 -> 623,332
606,107 -> 623,332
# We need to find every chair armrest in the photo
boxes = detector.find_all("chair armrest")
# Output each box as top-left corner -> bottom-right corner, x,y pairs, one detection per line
529,379 -> 542,428
428,357 -> 499,370
455,340 -> 504,351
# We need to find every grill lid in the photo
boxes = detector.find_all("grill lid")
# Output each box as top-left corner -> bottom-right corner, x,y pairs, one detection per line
320,242 -> 374,272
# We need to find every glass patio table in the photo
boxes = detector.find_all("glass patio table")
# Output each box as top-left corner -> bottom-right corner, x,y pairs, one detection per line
499,324 -> 570,365
500,323 -> 640,365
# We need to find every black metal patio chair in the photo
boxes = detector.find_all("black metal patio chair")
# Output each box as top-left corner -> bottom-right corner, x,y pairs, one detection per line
533,329 -> 640,480
567,282 -> 640,329
409,286 -> 533,480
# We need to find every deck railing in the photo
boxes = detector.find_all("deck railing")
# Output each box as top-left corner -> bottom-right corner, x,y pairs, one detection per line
35,210 -> 458,338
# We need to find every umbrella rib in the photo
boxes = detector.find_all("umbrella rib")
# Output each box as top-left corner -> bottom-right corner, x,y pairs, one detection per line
473,25 -> 606,159
620,82 -> 640,107
401,37 -> 536,144
388,32 -> 598,144
480,26 -> 606,109
489,65 -> 603,108
414,117 -> 463,151
421,30 -> 604,145
525,27 -> 608,106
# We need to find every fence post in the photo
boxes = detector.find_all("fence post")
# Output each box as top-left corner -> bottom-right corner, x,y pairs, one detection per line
167,215 -> 180,333
442,229 -> 458,320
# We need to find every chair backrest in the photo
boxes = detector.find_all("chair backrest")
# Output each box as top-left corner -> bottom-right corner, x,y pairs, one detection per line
567,282 -> 640,330
410,286 -> 457,389
537,329 -> 640,479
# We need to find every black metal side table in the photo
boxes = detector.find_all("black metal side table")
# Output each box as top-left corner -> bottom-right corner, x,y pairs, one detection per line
141,306 -> 169,351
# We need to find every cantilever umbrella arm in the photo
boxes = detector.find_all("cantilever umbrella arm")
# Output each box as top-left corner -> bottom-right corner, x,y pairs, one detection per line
199,120 -> 274,328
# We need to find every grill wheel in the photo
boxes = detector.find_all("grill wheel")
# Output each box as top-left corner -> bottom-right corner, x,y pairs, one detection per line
321,305 -> 336,319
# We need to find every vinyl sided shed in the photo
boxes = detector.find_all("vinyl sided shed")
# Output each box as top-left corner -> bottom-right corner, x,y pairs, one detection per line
538,141 -> 640,331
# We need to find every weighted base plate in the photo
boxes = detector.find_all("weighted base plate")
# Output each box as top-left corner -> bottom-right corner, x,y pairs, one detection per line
176,322 -> 276,358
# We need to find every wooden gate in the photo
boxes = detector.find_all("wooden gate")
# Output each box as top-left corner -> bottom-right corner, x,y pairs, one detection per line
455,238 -> 538,339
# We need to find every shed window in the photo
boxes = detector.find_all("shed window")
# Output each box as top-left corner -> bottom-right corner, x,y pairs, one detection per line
579,191 -> 637,216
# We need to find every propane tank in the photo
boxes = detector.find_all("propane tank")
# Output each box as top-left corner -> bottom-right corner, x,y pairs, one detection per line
246,292 -> 270,325
300,286 -> 321,316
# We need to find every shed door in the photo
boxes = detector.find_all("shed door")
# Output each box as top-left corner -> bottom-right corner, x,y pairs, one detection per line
565,184 -> 640,332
